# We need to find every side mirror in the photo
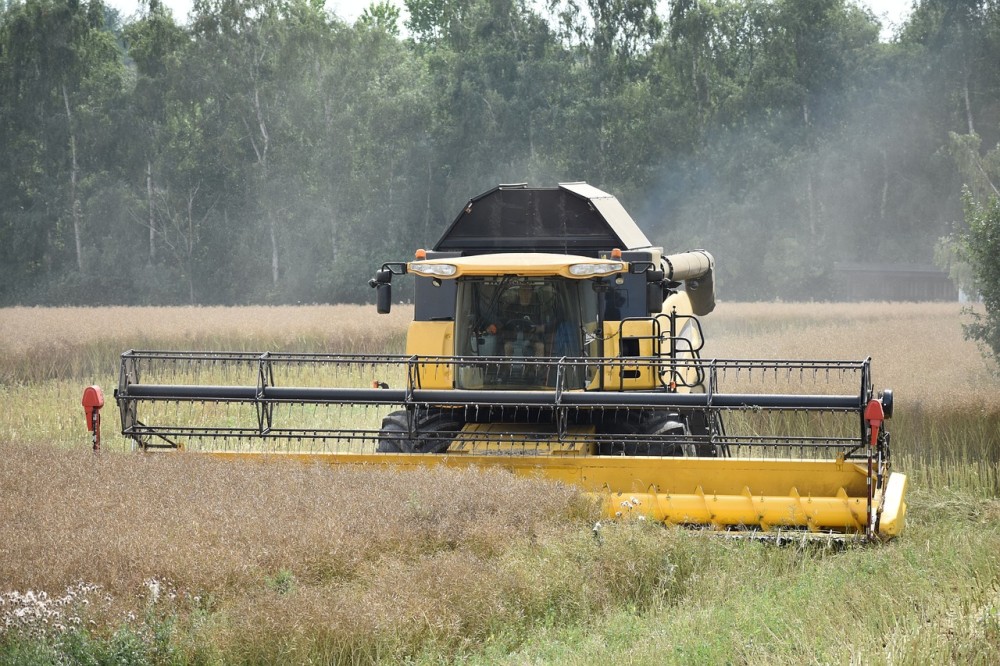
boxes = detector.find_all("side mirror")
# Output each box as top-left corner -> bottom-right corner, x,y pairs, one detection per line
376,283 -> 392,314
369,267 -> 394,314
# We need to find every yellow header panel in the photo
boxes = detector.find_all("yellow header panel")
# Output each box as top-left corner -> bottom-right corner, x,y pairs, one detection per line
206,451 -> 906,537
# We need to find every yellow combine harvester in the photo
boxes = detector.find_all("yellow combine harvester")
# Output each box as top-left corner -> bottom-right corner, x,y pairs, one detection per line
116,183 -> 906,540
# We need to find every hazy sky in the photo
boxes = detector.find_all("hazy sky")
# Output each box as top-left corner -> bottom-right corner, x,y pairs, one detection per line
106,0 -> 916,40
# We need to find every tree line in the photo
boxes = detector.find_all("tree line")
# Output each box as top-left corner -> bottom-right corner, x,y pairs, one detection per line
1,0 -> 998,306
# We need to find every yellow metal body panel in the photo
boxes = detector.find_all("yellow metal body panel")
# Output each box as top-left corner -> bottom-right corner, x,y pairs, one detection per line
405,321 -> 454,388
658,290 -> 704,388
662,290 -> 695,317
409,253 -> 627,279
601,320 -> 659,390
207,450 -> 906,538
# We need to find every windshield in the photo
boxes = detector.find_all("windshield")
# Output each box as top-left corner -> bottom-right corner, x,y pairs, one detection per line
454,276 -> 599,389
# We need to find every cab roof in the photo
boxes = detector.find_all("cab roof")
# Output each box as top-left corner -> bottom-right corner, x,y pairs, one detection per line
432,183 -> 653,256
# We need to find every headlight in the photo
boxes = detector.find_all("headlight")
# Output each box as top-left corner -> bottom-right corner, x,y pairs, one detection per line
410,263 -> 458,277
568,262 -> 625,276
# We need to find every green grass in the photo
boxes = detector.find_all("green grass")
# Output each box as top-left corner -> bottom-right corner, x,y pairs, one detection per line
3,490 -> 996,664
895,405 -> 1000,496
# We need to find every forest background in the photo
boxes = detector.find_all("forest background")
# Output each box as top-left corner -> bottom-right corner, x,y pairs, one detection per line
1,0 -> 998,307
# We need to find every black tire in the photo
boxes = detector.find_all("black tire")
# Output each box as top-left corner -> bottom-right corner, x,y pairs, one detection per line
597,410 -> 716,457
597,410 -> 686,456
687,410 -> 725,457
376,409 -> 465,453
376,410 -> 409,452
633,411 -> 690,456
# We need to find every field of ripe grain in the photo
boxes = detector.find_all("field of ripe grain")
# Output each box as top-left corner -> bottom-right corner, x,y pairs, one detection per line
1,302 -> 999,664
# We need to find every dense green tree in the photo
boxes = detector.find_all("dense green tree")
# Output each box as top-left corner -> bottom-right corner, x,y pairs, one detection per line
957,193 -> 1000,365
938,132 -> 1000,364
0,0 -> 128,302
544,0 -> 662,195
357,0 -> 401,35
904,0 -> 1000,143
1,0 -> 998,305
297,12 -> 434,303
406,0 -> 570,211
646,0 -> 886,299
122,1 -> 188,265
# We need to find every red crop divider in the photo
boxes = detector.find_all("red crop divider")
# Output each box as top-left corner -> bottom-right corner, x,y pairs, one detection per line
82,385 -> 104,452
863,398 -> 886,538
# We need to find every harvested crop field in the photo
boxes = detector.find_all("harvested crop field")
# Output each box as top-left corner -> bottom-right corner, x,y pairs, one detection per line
1,302 -> 999,664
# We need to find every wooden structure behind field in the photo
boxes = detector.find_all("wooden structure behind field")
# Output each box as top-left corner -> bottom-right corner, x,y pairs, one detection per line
833,263 -> 958,302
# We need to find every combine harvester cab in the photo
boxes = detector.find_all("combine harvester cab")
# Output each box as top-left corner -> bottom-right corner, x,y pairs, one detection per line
116,183 -> 906,541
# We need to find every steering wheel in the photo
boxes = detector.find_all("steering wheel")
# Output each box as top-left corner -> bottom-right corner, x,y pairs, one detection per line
505,316 -> 535,333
